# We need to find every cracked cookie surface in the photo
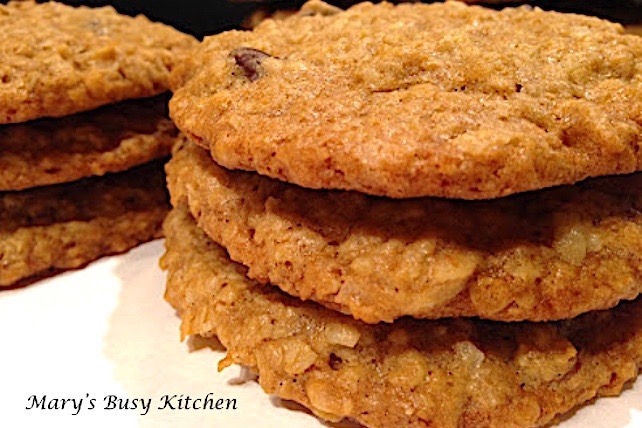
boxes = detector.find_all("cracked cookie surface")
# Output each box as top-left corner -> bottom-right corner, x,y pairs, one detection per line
167,139 -> 642,323
0,95 -> 176,191
162,205 -> 642,428
0,161 -> 169,286
171,0 -> 642,199
0,0 -> 195,124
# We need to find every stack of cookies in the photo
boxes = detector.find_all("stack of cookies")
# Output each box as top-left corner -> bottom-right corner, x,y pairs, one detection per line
0,1 -> 195,287
163,1 -> 642,427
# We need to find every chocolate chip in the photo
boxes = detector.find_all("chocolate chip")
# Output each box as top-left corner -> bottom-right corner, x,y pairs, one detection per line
329,353 -> 343,370
231,47 -> 271,82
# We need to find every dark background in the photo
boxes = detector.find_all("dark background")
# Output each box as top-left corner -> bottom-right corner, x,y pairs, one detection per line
4,1 -> 642,38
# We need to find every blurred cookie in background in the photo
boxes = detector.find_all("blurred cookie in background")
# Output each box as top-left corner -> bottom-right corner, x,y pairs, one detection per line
242,8 -> 295,28
626,24 -> 642,35
15,0 -> 641,37
0,95 -> 175,192
0,161 -> 168,287
0,1 -> 193,286
0,0 -> 194,123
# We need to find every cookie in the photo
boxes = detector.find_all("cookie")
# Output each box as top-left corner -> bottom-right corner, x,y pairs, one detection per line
0,95 -> 176,191
0,161 -> 168,287
0,0 -> 195,124
170,0 -> 642,200
167,139 -> 642,323
162,205 -> 642,428
626,24 -> 642,36
243,9 -> 297,29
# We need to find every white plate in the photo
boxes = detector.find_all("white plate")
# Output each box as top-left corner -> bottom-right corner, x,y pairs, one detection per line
1,240 -> 641,428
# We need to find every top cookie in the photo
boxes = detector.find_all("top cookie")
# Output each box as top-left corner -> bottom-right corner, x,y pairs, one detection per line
171,0 -> 642,200
0,1 -> 195,124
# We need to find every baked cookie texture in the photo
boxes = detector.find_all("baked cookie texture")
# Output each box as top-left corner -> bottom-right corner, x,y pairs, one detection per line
0,95 -> 176,191
170,0 -> 642,199
162,205 -> 642,428
167,139 -> 642,323
0,161 -> 169,287
0,0 -> 195,124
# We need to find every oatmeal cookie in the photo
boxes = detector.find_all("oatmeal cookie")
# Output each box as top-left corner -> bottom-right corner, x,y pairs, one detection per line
0,95 -> 176,191
162,205 -> 642,428
0,0 -> 195,124
0,161 -> 169,287
167,139 -> 642,323
170,0 -> 642,199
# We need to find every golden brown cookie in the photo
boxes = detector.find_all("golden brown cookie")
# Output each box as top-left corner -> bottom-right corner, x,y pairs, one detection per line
0,0 -> 195,124
170,0 -> 642,200
162,205 -> 642,428
0,95 -> 176,191
0,161 -> 169,287
167,139 -> 642,323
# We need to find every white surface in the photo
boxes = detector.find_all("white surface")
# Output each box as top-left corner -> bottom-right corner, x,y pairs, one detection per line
0,240 -> 640,428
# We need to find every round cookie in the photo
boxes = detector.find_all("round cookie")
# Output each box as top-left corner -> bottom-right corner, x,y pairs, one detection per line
0,95 -> 176,191
0,161 -> 168,287
167,139 -> 642,323
162,205 -> 642,428
0,0 -> 195,124
170,0 -> 642,200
